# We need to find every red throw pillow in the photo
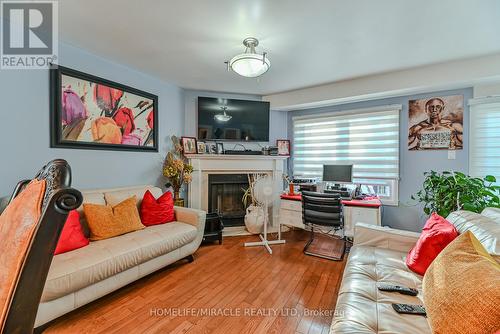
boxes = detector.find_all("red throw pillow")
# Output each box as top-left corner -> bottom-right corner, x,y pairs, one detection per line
54,210 -> 89,255
140,190 -> 175,226
406,213 -> 459,275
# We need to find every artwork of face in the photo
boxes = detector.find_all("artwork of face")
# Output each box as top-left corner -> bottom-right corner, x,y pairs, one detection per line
425,98 -> 445,120
408,95 -> 463,150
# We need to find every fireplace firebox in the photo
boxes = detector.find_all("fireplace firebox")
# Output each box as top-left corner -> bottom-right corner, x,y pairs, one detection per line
208,174 -> 249,227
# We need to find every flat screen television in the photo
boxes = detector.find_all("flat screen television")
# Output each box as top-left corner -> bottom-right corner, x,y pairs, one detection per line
197,97 -> 270,141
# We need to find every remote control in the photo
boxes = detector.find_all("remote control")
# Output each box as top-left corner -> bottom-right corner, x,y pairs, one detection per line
378,284 -> 418,296
392,303 -> 427,316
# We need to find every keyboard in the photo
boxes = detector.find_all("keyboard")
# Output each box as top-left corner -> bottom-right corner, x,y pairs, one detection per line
323,189 -> 353,200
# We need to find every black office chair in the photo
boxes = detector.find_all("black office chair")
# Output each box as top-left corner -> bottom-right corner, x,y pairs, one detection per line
301,191 -> 345,261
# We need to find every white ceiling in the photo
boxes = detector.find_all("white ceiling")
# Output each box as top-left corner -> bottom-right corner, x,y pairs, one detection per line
59,0 -> 500,95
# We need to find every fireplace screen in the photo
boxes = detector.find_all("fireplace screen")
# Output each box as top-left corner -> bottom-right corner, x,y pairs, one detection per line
208,174 -> 249,227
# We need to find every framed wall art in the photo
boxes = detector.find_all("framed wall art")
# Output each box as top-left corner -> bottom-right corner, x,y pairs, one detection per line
50,66 -> 158,152
207,143 -> 217,154
181,136 -> 197,154
408,95 -> 464,150
277,139 -> 291,156
197,141 -> 206,154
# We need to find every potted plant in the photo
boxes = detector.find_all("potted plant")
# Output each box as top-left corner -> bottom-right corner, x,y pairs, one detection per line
412,171 -> 500,218
162,135 -> 193,207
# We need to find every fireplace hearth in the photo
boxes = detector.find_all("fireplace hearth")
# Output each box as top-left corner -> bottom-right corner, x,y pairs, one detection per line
208,174 -> 249,227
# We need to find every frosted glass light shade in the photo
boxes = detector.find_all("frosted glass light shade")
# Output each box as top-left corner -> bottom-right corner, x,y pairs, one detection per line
229,53 -> 270,78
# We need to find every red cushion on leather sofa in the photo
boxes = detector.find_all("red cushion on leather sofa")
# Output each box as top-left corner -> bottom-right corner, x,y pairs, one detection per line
140,190 -> 175,226
54,210 -> 89,255
406,213 -> 459,275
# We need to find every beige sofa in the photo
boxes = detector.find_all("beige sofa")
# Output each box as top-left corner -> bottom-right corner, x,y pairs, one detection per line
35,185 -> 206,328
330,208 -> 500,333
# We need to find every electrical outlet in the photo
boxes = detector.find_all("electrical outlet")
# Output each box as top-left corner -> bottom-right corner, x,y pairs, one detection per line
448,150 -> 456,160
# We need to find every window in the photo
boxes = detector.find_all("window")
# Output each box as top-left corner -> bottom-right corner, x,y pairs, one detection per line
469,97 -> 500,184
292,105 -> 401,205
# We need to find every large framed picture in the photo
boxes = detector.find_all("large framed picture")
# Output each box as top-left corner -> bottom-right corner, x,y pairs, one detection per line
50,66 -> 158,152
408,95 -> 463,150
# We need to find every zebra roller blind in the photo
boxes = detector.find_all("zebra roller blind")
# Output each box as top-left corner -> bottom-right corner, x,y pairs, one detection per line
470,98 -> 500,183
292,106 -> 401,184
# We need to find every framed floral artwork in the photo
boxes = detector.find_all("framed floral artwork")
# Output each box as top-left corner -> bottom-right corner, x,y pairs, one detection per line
50,66 -> 158,151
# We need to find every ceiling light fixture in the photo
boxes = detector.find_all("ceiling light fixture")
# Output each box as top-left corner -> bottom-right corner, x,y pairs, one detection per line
226,37 -> 270,78
214,106 -> 232,122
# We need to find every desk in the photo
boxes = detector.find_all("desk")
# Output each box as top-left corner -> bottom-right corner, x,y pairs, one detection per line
279,194 -> 382,237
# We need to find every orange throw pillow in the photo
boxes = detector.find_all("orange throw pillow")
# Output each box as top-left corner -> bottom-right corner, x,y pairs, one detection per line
83,196 -> 144,241
423,231 -> 500,334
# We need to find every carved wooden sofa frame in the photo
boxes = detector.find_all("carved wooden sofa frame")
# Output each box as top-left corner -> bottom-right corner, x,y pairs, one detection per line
1,159 -> 82,334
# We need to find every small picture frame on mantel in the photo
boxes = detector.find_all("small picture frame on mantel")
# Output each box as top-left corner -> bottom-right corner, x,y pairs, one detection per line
181,136 -> 197,155
197,141 -> 206,154
277,139 -> 291,156
216,142 -> 224,154
207,143 -> 217,154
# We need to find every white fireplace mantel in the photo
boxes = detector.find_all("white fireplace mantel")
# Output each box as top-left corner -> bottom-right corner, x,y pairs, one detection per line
186,154 -> 288,225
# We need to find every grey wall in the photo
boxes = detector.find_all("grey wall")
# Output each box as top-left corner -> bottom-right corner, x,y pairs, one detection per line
0,42 -> 184,196
287,88 -> 473,232
183,89 -> 288,150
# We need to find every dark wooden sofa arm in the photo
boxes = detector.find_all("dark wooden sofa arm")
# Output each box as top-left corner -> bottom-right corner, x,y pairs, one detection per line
1,159 -> 82,334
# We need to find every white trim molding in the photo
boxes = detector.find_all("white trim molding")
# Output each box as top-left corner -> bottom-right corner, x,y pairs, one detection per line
265,53 -> 500,111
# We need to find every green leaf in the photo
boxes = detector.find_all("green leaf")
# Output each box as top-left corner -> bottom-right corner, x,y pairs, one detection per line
485,175 -> 497,183
462,202 -> 477,212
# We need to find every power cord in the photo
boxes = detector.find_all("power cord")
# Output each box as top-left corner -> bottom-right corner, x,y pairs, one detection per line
232,143 -> 247,151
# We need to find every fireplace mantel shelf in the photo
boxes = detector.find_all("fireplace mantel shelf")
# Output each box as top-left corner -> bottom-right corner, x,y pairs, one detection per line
185,154 -> 289,161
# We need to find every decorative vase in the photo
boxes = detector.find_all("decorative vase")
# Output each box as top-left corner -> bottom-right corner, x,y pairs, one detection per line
173,190 -> 185,207
244,204 -> 265,234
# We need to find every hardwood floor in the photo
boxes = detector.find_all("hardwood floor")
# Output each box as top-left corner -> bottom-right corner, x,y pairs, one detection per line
45,230 -> 346,334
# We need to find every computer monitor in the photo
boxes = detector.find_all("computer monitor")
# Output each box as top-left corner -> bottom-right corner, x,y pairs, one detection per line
322,164 -> 353,183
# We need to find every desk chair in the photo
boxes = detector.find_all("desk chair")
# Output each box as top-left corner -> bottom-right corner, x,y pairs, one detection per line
301,191 -> 345,261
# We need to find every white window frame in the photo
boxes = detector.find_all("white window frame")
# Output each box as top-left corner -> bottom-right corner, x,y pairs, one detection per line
469,96 -> 500,183
292,105 -> 401,206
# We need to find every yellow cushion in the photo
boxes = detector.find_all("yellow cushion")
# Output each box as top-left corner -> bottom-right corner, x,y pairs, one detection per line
83,196 -> 144,241
423,231 -> 500,334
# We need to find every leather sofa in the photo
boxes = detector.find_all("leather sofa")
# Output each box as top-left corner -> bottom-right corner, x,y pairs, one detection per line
330,208 -> 500,333
35,185 -> 206,328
